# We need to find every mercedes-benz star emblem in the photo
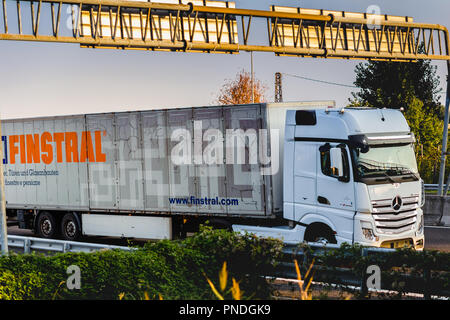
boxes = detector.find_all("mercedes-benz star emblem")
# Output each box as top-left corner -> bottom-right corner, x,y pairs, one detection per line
392,196 -> 403,212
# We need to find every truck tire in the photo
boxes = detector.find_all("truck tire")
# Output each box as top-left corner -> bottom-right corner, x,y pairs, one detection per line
61,213 -> 81,241
36,211 -> 59,239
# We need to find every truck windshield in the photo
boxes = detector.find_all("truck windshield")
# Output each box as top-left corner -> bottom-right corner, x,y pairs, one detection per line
351,143 -> 419,184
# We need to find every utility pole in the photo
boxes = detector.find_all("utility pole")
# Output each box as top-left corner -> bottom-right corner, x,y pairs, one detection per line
438,60 -> 450,196
444,173 -> 450,196
275,72 -> 283,102
0,119 -> 8,255
251,51 -> 255,103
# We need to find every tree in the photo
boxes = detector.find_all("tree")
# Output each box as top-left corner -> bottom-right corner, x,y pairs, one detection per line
349,60 -> 448,183
349,59 -> 443,117
216,69 -> 267,105
404,97 -> 443,183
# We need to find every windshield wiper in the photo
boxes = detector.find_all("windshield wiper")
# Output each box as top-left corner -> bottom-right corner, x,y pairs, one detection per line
386,168 -> 419,180
400,172 -> 419,181
360,168 -> 396,182
376,171 -> 396,184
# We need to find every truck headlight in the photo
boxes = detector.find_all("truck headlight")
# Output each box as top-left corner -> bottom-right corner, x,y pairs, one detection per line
418,215 -> 424,235
361,221 -> 378,241
420,179 -> 425,207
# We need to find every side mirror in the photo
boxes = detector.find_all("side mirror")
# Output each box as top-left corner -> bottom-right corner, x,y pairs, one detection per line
348,134 -> 370,153
360,144 -> 370,154
330,147 -> 344,178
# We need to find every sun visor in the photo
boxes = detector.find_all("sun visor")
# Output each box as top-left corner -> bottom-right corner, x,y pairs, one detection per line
349,133 -> 415,147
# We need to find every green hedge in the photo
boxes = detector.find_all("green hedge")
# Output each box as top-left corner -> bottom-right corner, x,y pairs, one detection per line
0,225 -> 283,300
297,243 -> 450,298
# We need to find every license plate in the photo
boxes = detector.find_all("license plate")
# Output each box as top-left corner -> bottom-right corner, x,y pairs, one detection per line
381,239 -> 413,249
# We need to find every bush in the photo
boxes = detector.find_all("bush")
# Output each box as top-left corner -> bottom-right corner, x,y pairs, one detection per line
0,225 -> 283,300
299,243 -> 450,298
0,270 -> 44,300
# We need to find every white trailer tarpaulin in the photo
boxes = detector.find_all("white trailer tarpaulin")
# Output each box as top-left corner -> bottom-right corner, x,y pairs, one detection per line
1,104 -> 280,217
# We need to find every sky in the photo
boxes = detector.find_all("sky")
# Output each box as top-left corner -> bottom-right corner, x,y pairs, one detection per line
0,0 -> 449,120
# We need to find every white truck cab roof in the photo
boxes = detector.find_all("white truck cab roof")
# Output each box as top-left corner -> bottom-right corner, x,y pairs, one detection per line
287,107 -> 414,145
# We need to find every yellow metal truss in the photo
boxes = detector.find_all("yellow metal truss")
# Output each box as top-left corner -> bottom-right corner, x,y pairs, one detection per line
0,0 -> 448,61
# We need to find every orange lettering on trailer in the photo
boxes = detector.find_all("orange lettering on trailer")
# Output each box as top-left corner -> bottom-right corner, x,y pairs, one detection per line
54,132 -> 65,163
26,134 -> 40,164
19,135 -> 26,164
41,132 -> 53,165
65,132 -> 79,163
9,135 -> 19,164
80,131 -> 95,163
94,131 -> 106,162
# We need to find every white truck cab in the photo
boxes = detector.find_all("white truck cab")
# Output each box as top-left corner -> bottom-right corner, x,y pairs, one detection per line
234,107 -> 425,250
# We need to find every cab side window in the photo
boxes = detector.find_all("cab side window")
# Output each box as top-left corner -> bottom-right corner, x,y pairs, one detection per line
320,144 -> 350,182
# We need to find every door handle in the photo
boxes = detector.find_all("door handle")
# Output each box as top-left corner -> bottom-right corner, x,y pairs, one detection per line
317,196 -> 330,205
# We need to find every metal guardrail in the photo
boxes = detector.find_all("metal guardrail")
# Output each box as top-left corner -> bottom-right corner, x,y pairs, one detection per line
282,242 -> 396,255
276,243 -> 395,291
275,243 -> 449,299
4,235 -> 132,254
425,184 -> 439,191
425,184 -> 449,193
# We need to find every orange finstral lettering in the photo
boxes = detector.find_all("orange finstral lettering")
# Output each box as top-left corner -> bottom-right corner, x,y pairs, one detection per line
9,135 -> 19,164
80,131 -> 95,163
65,132 -> 79,163
94,131 -> 106,163
6,130 -> 106,164
41,132 -> 53,165
19,135 -> 26,164
53,132 -> 65,163
26,134 -> 40,164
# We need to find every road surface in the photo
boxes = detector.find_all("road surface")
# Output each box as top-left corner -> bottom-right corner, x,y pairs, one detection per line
424,226 -> 450,252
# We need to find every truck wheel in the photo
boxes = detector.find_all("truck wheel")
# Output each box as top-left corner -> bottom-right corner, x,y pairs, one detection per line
61,213 -> 81,241
36,212 -> 58,239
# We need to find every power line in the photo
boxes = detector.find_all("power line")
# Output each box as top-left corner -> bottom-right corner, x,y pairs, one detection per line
282,72 -> 357,89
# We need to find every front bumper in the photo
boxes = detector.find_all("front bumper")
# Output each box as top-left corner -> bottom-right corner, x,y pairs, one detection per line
379,237 -> 424,250
353,213 -> 425,250
353,234 -> 424,250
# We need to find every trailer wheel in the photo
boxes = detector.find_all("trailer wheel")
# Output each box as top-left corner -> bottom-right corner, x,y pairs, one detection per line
61,213 -> 81,241
36,212 -> 58,239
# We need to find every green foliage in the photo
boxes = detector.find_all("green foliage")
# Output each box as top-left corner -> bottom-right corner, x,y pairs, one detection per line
181,225 -> 284,299
301,243 -> 450,298
350,59 -> 442,115
405,97 -> 445,182
349,59 -> 449,183
0,226 -> 283,300
0,270 -> 44,300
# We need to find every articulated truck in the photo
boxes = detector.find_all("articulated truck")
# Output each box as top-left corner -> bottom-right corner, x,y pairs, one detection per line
2,101 -> 425,249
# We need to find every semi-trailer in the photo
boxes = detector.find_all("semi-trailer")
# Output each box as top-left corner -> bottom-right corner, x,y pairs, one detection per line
2,101 -> 425,249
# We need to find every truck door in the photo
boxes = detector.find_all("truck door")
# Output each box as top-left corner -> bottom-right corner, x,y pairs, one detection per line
293,142 -> 318,219
316,143 -> 355,244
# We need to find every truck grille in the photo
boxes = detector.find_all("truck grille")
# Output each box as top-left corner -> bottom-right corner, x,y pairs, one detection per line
371,195 -> 419,235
